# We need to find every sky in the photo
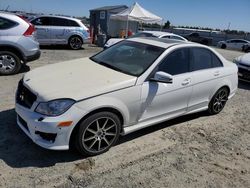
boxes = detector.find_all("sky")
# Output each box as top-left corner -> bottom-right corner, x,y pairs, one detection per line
0,0 -> 250,32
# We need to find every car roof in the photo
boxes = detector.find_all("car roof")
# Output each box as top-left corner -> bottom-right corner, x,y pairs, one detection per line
227,39 -> 250,42
127,37 -> 192,48
141,31 -> 172,37
31,15 -> 80,22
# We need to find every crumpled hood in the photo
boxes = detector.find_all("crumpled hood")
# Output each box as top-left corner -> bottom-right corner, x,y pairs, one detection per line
23,57 -> 136,101
237,53 -> 250,66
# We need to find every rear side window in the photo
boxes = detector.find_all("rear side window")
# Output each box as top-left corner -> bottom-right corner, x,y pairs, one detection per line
31,17 -> 51,26
49,17 -> 79,27
158,48 -> 189,75
190,48 -> 222,71
0,17 -> 17,29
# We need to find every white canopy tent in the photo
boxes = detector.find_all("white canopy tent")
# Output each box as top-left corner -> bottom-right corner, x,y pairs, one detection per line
110,2 -> 163,37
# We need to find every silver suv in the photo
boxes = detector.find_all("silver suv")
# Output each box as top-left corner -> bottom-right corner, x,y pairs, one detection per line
30,15 -> 90,50
0,12 -> 40,75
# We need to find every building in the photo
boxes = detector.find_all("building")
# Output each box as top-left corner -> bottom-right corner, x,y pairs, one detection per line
89,5 -> 128,41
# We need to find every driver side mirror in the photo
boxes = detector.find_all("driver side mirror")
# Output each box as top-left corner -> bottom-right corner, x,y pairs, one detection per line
150,71 -> 173,84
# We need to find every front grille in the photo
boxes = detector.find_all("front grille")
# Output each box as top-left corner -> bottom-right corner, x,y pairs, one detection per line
18,115 -> 29,132
238,67 -> 250,80
16,80 -> 37,109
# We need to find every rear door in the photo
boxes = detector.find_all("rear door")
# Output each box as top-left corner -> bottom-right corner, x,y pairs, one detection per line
49,17 -> 77,44
139,48 -> 193,122
31,17 -> 51,44
188,47 -> 224,112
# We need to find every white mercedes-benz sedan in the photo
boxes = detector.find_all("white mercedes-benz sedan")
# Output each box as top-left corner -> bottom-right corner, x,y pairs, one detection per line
15,38 -> 238,156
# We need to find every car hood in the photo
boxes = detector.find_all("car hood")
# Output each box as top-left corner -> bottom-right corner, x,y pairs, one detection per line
23,57 -> 137,101
236,53 -> 250,66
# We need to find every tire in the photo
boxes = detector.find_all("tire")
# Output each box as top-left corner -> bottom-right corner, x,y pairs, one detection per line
221,44 -> 226,49
201,40 -> 208,45
0,51 -> 21,75
208,87 -> 229,115
68,36 -> 83,50
75,112 -> 121,156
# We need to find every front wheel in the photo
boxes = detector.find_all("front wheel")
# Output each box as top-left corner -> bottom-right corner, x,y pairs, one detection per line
75,112 -> 121,156
208,87 -> 229,115
0,51 -> 21,75
68,36 -> 83,50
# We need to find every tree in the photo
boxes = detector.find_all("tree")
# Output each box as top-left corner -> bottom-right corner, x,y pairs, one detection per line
163,20 -> 171,29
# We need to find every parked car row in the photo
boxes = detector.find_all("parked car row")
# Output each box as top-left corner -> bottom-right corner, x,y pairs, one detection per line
0,12 -> 91,75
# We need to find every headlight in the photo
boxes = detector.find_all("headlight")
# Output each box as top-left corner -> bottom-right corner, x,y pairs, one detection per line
35,99 -> 75,116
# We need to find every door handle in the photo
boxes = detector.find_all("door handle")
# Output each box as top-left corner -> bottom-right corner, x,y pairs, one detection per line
182,78 -> 191,86
214,71 -> 220,76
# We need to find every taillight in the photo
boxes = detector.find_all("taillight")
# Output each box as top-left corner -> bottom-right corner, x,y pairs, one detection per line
23,24 -> 35,36
17,14 -> 35,36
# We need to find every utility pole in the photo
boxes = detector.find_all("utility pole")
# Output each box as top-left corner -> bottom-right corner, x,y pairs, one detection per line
227,22 -> 231,30
5,5 -> 10,11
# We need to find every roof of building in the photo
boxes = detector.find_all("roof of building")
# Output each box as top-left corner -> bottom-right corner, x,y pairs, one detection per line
90,5 -> 128,12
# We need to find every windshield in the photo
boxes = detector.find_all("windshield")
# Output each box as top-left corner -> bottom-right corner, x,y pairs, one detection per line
90,40 -> 165,76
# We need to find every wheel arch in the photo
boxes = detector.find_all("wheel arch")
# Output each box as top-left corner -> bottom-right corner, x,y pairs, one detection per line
0,45 -> 25,62
68,34 -> 84,44
69,107 -> 124,149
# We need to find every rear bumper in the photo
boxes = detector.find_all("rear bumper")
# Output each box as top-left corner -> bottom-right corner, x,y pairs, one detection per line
25,50 -> 41,63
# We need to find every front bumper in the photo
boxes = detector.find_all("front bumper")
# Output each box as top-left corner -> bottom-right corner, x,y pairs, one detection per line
15,103 -> 86,150
238,66 -> 250,82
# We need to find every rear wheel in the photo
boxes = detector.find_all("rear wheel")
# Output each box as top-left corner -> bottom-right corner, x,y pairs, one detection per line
0,51 -> 21,75
75,112 -> 121,156
208,87 -> 229,115
221,44 -> 226,49
68,36 -> 83,50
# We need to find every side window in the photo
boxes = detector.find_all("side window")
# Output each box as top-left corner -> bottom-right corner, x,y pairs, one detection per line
50,18 -> 66,26
0,17 -> 16,29
31,17 -> 50,26
68,20 -> 80,27
158,48 -> 189,75
161,35 -> 170,39
211,52 -> 223,68
190,48 -> 212,71
170,36 -> 185,41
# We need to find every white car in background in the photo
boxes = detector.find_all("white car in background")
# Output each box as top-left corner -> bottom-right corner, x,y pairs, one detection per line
104,31 -> 187,49
234,53 -> 250,82
29,15 -> 90,50
0,12 -> 40,75
217,39 -> 250,50
16,38 -> 237,156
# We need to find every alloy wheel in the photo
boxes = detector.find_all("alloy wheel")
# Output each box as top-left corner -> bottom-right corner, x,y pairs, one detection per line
212,89 -> 228,113
69,37 -> 82,50
82,117 -> 118,153
0,54 -> 17,73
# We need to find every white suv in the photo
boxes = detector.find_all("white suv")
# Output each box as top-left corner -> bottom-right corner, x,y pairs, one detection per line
0,12 -> 40,75
30,15 -> 90,50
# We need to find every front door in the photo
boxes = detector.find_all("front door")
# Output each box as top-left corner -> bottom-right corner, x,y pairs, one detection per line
139,48 -> 193,122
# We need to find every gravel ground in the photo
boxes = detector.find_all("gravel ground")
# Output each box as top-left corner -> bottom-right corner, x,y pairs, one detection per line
0,45 -> 249,188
